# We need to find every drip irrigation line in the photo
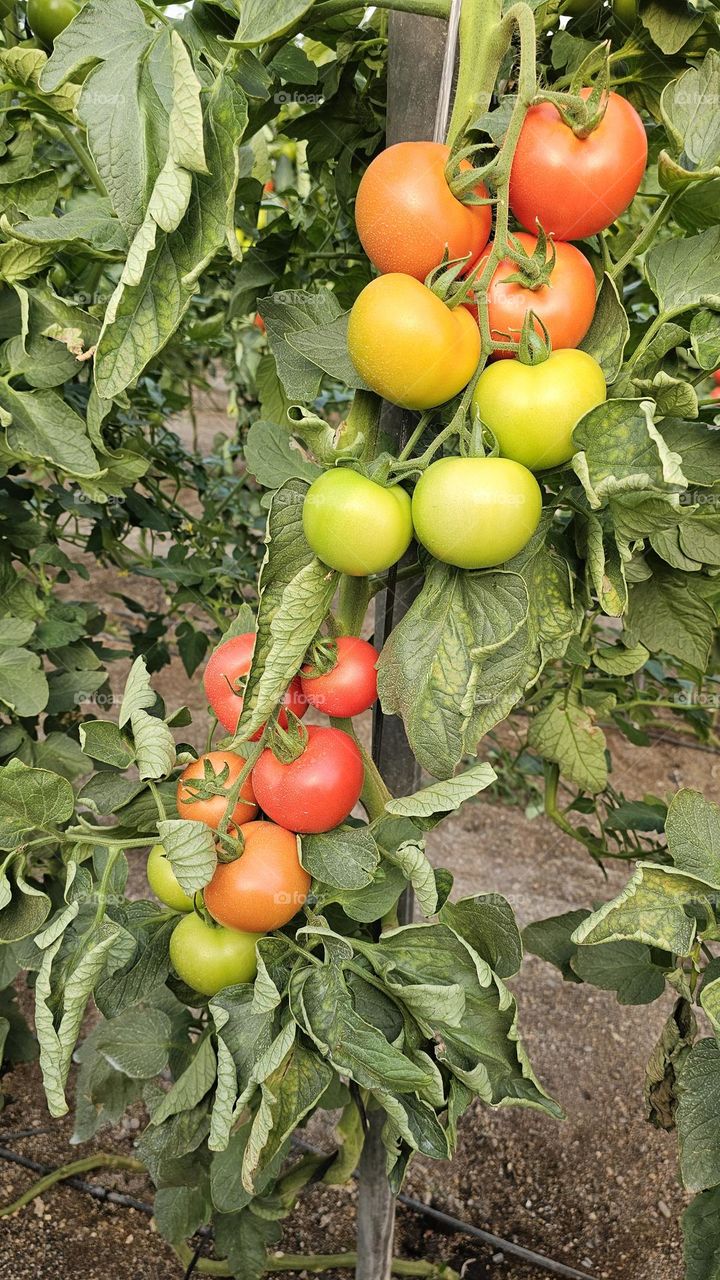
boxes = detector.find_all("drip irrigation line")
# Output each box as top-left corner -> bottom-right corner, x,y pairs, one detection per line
0,1145 -> 154,1215
0,1143 -> 600,1280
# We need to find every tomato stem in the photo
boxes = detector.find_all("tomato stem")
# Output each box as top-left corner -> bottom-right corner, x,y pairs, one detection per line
0,1154 -> 144,1220
172,1244 -> 459,1276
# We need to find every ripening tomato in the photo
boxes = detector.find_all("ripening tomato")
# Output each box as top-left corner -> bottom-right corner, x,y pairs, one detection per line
146,844 -> 194,913
478,233 -> 596,354
472,350 -> 607,470
303,469 -> 413,577
711,387 -> 720,401
27,0 -> 79,43
509,90 -> 647,241
355,141 -> 492,281
300,636 -> 378,717
712,370 -> 720,386
169,912 -> 260,996
252,725 -> 364,834
412,457 -> 542,569
176,750 -> 258,829
348,274 -> 481,410
204,821 -> 310,932
203,633 -> 307,737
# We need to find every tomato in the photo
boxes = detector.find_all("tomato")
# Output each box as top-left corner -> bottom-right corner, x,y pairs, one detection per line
252,725 -> 364,834
254,313 -> 266,334
712,370 -> 720,386
203,633 -> 307,736
612,0 -> 637,26
204,820 -> 310,932
711,387 -> 720,401
355,141 -> 491,282
348,274 -> 480,409
27,0 -> 79,43
146,844 -> 194,913
169,912 -> 260,996
472,350 -> 606,470
509,90 -> 647,242
300,636 -> 378,717
176,750 -> 258,830
412,457 -> 542,569
303,469 -> 413,577
478,233 -> 596,354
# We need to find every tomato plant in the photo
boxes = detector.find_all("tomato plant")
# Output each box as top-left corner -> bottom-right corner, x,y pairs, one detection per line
169,912 -> 261,996
176,750 -> 258,830
347,273 -> 481,408
203,632 -> 307,735
301,636 -> 379,717
204,820 -> 310,932
252,726 -> 365,834
0,1 -> 719,1278
509,91 -> 648,241
412,456 -> 543,568
355,141 -> 491,281
472,349 -> 607,470
302,468 -> 413,576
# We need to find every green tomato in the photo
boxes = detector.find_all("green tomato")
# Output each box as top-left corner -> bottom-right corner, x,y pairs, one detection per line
302,468 -> 413,576
612,0 -> 637,26
27,0 -> 80,44
146,843 -> 194,913
169,912 -> 260,997
472,350 -> 607,471
562,0 -> 600,14
412,456 -> 542,569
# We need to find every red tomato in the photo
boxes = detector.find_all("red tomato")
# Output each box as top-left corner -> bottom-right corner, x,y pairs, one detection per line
509,90 -> 647,241
712,370 -> 720,386
176,750 -> 258,830
203,633 -> 307,737
711,387 -> 720,401
204,820 -> 310,932
477,232 -> 596,354
252,726 -> 364,834
355,141 -> 492,281
254,313 -> 266,333
300,637 -> 378,717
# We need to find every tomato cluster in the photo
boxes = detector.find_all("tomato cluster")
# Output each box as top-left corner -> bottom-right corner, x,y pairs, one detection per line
307,93 -> 646,575
148,632 -> 379,996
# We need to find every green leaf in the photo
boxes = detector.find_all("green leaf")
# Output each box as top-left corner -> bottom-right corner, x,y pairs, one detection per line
157,819 -> 217,895
10,200 -> 127,254
644,1 -> 703,57
131,709 -> 176,781
666,789 -> 720,886
237,479 -> 338,739
154,1184 -> 212,1247
377,562 -> 529,779
701,977 -> 720,1040
441,895 -> 523,980
646,226 -> 720,315
287,312 -> 370,391
242,1041 -> 332,1192
528,694 -> 607,794
593,641 -> 649,675
0,646 -> 48,716
571,399 -> 686,509
79,720 -> 135,770
690,310 -> 720,371
678,1038 -> 720,1192
0,381 -> 99,479
151,1035 -> 217,1125
232,0 -> 315,45
572,863 -> 718,955
119,656 -> 155,727
522,910 -> 591,981
627,568 -> 716,670
96,1007 -> 173,1079
244,419 -> 322,490
382,837 -> 438,917
300,826 -> 379,890
260,289 -> 344,401
0,761 -> 73,849
683,1186 -> 720,1280
572,941 -> 667,1005
292,964 -> 433,1093
385,762 -> 496,820
578,274 -> 629,383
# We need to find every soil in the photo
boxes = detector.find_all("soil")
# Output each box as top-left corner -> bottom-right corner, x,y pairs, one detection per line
1,397 -> 716,1280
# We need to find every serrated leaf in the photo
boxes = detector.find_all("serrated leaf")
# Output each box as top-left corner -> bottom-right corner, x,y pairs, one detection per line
0,762 -> 73,850
157,819 -> 217,894
528,694 -> 607,794
300,826 -> 378,890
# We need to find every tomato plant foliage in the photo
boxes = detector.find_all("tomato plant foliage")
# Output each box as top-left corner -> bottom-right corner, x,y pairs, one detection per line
0,0 -> 719,1276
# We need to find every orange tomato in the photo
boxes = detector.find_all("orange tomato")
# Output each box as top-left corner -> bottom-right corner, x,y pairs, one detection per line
176,750 -> 258,830
203,820 -> 310,932
477,233 -> 596,355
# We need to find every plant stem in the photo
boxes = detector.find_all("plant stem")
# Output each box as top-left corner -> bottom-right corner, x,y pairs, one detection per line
172,1244 -> 458,1277
609,191 -> 679,280
0,1155 -> 144,1219
446,0 -> 504,147
313,0 -> 450,21
55,121 -> 106,196
336,576 -> 372,637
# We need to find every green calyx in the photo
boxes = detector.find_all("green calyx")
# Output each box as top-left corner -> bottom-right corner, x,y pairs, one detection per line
501,227 -> 556,291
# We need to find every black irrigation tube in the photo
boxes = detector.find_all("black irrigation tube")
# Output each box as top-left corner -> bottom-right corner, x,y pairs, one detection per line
0,1140 -> 599,1280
